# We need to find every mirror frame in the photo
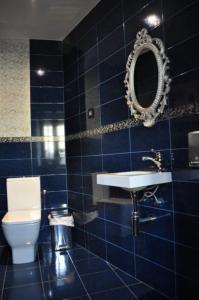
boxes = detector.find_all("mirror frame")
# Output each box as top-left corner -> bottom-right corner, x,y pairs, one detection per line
124,28 -> 171,127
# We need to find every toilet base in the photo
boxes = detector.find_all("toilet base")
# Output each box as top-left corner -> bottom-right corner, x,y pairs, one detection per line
12,245 -> 37,264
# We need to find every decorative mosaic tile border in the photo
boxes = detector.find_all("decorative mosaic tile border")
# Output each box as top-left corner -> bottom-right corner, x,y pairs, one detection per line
65,103 -> 199,142
0,136 -> 65,143
0,103 -> 198,143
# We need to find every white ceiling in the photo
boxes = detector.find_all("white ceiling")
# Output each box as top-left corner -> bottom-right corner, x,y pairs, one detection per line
0,0 -> 100,40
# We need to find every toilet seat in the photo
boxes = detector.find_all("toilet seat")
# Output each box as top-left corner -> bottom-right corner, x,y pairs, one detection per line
2,210 -> 41,225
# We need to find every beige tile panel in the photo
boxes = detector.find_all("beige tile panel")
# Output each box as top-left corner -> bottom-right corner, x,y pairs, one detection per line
0,39 -> 31,137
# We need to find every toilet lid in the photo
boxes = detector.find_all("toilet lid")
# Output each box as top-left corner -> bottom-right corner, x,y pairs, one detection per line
2,210 -> 41,224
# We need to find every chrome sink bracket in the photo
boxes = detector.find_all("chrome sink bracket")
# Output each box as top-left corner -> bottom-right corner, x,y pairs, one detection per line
130,189 -> 169,236
130,192 -> 140,236
140,213 -> 171,223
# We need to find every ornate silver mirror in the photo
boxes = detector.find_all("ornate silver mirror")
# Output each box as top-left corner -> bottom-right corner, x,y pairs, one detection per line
124,28 -> 171,127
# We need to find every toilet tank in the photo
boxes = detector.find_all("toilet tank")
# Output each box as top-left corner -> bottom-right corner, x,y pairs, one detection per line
7,177 -> 41,211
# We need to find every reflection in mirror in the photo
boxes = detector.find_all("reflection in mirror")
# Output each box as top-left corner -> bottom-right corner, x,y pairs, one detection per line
134,49 -> 158,109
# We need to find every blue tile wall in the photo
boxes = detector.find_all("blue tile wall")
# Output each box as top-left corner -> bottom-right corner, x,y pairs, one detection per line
0,40 -> 67,247
0,143 -> 33,248
30,40 -> 67,243
30,40 -> 63,55
63,0 -> 199,299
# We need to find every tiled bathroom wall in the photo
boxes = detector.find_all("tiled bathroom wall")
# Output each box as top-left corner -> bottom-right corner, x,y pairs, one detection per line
30,40 -> 67,243
0,40 -> 67,246
0,0 -> 198,299
63,0 -> 199,299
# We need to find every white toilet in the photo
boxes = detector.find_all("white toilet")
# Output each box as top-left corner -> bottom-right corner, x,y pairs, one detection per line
2,177 -> 41,264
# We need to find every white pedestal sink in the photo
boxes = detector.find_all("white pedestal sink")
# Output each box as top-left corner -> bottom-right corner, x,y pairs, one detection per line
97,170 -> 172,192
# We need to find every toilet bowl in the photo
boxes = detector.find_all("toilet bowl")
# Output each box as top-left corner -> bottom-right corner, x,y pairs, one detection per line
2,177 -> 41,264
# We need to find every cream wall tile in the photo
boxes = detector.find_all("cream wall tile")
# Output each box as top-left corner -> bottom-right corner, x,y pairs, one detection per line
0,39 -> 30,137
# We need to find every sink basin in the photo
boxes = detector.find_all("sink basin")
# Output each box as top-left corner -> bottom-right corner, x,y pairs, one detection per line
97,170 -> 172,192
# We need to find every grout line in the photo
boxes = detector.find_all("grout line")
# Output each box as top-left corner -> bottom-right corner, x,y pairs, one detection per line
31,103 -> 64,105
3,279 -> 43,290
78,229 -> 177,273
78,21 -> 124,64
88,284 -> 134,297
30,70 -> 63,73
173,210 -> 199,219
30,54 -> 63,57
6,265 -> 40,273
139,230 -> 174,244
128,282 -> 173,300
174,241 -> 199,253
67,257 -> 97,265
0,158 -> 32,162
65,95 -> 126,121
62,294 -> 91,300
173,179 -> 199,184
88,283 -> 138,297
42,190 -> 67,194
68,206 -> 175,245
108,265 -> 139,284
0,254 -> 9,300
31,118 -> 65,121
135,253 -> 174,273
79,268 -> 116,278
79,134 -> 87,249
30,140 -> 34,176
65,70 -> 125,102
172,65 -> 199,80
67,147 -> 172,158
70,245 -> 174,299
78,2 -> 121,47
65,0 -> 153,69
64,1 -> 198,81
65,61 -> 199,108
67,251 -> 91,300
75,45 -> 125,82
168,31 -> 199,51
37,248 -> 46,299
109,264 -> 139,300
0,174 -> 67,180
3,282 -> 44,291
171,181 -> 177,300
73,244 -> 109,264
165,0 -> 198,23
4,245 -> 198,295
98,40 -> 108,259
39,268 -> 111,282
140,204 -> 173,213
76,246 -> 172,300
65,104 -> 199,141
173,272 -> 199,285
30,85 -> 63,88
31,86 -> 64,89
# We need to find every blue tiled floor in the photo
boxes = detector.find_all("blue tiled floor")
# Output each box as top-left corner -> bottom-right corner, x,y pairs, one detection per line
0,245 -> 169,299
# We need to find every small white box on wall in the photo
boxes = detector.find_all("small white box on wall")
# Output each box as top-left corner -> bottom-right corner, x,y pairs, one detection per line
188,131 -> 199,167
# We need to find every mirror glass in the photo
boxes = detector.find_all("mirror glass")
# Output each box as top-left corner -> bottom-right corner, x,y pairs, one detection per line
134,49 -> 158,108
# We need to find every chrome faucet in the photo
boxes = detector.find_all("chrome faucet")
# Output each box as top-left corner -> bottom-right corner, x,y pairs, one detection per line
142,150 -> 162,172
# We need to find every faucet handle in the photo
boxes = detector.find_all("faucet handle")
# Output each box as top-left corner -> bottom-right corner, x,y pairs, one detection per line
151,149 -> 162,164
156,151 -> 162,159
151,149 -> 158,155
151,149 -> 158,153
